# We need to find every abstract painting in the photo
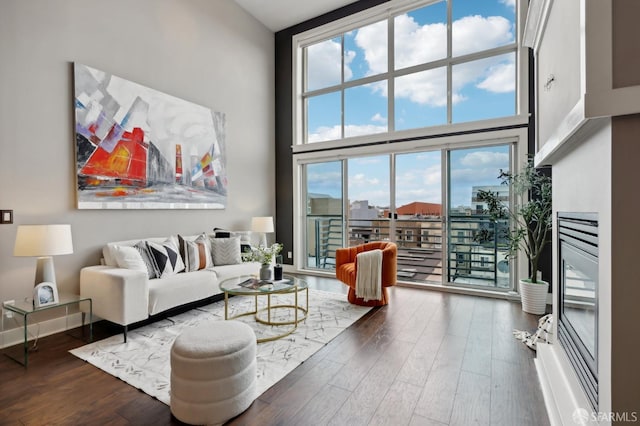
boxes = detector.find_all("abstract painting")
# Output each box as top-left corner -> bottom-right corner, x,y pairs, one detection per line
74,63 -> 227,209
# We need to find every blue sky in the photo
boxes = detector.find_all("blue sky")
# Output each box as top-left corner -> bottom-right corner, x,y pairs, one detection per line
308,144 -> 510,210
306,0 -> 516,141
306,0 -> 516,212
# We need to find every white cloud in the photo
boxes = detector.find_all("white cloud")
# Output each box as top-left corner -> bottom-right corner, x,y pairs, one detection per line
394,164 -> 442,206
308,125 -> 341,143
307,170 -> 342,195
476,62 -> 515,93
352,157 -> 383,165
452,54 -> 515,97
308,124 -> 387,143
353,20 -> 388,76
450,151 -> 510,206
371,113 -> 387,123
306,11 -> 516,136
306,39 -> 355,91
460,151 -> 509,167
500,0 -> 516,10
344,124 -> 386,138
353,13 -> 514,107
395,67 -> 450,107
350,173 -> 380,187
393,14 -> 447,69
452,15 -> 513,56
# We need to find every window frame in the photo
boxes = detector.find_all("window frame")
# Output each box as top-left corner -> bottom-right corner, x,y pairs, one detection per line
292,0 -> 530,154
292,127 -> 530,290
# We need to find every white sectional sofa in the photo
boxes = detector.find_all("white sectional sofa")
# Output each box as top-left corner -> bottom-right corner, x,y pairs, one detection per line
80,233 -> 260,341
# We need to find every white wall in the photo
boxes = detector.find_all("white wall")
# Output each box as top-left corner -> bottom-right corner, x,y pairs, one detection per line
552,119 -> 612,415
0,0 -> 274,303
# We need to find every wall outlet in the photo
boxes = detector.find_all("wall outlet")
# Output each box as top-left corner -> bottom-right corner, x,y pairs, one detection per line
287,251 -> 292,259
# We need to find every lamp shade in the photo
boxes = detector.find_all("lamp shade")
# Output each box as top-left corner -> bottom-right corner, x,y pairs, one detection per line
14,224 -> 74,257
251,216 -> 274,233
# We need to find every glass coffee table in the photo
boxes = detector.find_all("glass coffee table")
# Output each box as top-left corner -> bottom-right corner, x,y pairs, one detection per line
219,274 -> 308,343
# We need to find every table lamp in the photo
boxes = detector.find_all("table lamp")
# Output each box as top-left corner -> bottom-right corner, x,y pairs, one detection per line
251,216 -> 274,248
14,224 -> 74,286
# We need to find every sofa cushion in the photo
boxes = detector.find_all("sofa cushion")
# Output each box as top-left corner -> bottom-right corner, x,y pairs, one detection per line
111,245 -> 148,274
179,234 -> 213,272
213,262 -> 261,282
211,237 -> 242,266
146,238 -> 185,278
148,269 -> 217,315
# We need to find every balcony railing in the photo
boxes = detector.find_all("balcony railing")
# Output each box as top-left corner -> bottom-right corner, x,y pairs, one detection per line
306,215 -> 510,289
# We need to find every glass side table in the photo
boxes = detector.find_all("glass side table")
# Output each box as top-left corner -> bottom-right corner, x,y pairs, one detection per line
1,293 -> 92,367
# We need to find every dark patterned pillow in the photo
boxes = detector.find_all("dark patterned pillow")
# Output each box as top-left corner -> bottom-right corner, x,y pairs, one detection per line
178,234 -> 213,272
213,228 -> 231,238
145,239 -> 185,278
134,240 -> 157,279
211,237 -> 242,266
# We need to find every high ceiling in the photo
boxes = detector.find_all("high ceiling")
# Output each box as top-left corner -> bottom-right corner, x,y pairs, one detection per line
233,0 -> 358,32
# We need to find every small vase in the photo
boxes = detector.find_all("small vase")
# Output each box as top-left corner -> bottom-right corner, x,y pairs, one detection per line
259,264 -> 271,280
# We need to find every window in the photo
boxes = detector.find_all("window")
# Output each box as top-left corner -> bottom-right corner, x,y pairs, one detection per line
296,0 -> 519,145
298,139 -> 519,289
291,0 -> 528,293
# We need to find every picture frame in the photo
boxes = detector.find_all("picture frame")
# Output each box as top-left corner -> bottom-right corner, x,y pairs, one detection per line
74,63 -> 228,210
33,282 -> 59,308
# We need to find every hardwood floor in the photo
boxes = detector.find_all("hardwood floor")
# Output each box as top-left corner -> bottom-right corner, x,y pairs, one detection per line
0,277 -> 549,425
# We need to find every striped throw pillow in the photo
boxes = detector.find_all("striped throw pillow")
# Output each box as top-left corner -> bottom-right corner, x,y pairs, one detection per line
178,234 -> 213,272
134,240 -> 157,279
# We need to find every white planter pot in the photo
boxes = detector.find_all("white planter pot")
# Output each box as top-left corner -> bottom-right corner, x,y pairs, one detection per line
520,279 -> 549,315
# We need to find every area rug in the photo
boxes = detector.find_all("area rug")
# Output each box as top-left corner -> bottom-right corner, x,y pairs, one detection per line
70,289 -> 371,405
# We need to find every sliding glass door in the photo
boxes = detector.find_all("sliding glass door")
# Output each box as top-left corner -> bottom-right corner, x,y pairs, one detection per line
447,145 -> 511,288
394,151 -> 443,283
301,142 -> 514,291
304,161 -> 343,269
347,156 -> 390,245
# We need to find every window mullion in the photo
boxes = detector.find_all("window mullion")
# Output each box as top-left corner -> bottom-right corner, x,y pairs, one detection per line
389,153 -> 396,243
447,0 -> 453,124
388,16 -> 394,133
341,35 -> 345,140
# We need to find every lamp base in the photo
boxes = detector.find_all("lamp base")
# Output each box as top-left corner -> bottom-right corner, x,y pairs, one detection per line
35,256 -> 56,286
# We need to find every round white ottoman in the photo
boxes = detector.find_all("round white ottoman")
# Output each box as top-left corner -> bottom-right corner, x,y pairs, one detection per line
170,320 -> 257,425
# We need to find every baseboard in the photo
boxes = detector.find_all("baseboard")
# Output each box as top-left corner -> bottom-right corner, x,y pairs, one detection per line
536,342 -> 597,425
535,355 -> 562,426
1,312 -> 86,349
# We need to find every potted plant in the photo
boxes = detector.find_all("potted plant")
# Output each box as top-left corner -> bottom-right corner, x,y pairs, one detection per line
243,243 -> 283,280
476,158 -> 552,314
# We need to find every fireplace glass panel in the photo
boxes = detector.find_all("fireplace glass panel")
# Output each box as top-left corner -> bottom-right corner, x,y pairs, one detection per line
558,212 -> 598,410
561,241 -> 597,359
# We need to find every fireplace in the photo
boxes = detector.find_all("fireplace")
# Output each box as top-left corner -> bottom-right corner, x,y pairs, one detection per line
557,212 -> 598,410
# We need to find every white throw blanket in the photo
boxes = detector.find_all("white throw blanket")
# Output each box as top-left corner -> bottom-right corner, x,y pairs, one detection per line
355,249 -> 383,302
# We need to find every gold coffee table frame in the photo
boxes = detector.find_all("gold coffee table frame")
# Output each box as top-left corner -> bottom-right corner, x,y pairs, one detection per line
219,275 -> 308,343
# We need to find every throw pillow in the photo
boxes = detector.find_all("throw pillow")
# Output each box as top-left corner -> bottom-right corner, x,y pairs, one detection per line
213,228 -> 231,238
134,240 -> 157,279
146,239 -> 185,278
211,237 -> 242,266
178,234 -> 213,272
111,245 -> 148,274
